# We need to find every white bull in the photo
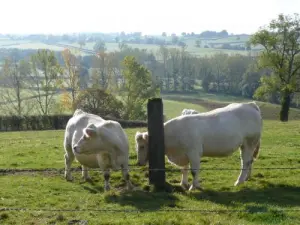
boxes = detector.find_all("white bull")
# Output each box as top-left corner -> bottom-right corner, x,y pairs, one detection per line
64,109 -> 133,191
181,108 -> 200,115
135,102 -> 262,191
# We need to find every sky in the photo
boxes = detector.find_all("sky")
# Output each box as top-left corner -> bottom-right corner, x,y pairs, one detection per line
0,0 -> 299,35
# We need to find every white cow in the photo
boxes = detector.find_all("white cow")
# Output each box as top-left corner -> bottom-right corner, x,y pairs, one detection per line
64,109 -> 133,191
135,102 -> 262,191
181,108 -> 199,115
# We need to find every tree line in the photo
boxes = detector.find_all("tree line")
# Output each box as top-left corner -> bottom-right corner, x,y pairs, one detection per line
0,13 -> 300,121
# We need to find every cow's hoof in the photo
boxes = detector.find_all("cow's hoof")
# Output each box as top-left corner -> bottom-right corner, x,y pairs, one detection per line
234,180 -> 244,186
188,184 -> 202,191
83,176 -> 92,182
65,175 -> 73,182
180,182 -> 190,190
127,183 -> 134,191
104,185 -> 111,191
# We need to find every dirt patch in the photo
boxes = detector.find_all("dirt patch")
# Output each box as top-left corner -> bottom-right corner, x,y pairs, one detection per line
0,168 -> 76,175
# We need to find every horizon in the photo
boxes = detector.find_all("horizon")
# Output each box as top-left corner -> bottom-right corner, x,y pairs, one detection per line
0,0 -> 299,36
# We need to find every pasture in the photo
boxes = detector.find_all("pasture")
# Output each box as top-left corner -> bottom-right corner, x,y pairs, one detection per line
0,36 -> 255,58
1,97 -> 300,225
56,41 -> 252,57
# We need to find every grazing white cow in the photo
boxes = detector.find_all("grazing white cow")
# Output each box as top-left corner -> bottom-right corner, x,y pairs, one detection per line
181,108 -> 199,115
64,109 -> 133,191
135,102 -> 262,191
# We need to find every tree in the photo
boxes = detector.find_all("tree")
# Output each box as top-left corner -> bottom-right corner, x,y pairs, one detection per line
195,40 -> 201,47
93,40 -> 106,52
199,57 -> 213,92
75,88 -> 124,118
250,13 -> 300,121
78,39 -> 85,49
0,57 -> 31,115
91,52 -> 117,90
29,49 -> 63,115
241,61 -> 263,98
211,53 -> 229,92
61,48 -> 81,111
157,45 -> 170,91
121,56 -> 159,120
226,55 -> 251,95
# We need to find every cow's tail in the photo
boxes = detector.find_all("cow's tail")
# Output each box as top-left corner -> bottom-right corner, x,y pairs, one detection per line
253,140 -> 261,160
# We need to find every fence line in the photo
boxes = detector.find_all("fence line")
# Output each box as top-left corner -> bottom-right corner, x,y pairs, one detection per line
1,166 -> 300,174
1,207 -> 300,213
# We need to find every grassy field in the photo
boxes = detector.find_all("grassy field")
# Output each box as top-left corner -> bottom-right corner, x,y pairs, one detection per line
1,121 -> 300,224
1,95 -> 300,224
57,41 -> 252,57
0,35 -> 257,58
162,92 -> 300,120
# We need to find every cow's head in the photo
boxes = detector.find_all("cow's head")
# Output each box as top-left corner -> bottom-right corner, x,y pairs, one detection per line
73,123 -> 101,155
135,131 -> 149,166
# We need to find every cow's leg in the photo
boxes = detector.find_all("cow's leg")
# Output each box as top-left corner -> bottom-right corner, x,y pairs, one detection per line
245,139 -> 260,181
187,151 -> 201,191
64,142 -> 75,181
180,165 -> 189,190
245,162 -> 253,181
81,165 -> 91,181
104,169 -> 111,191
121,164 -> 134,190
234,145 -> 254,186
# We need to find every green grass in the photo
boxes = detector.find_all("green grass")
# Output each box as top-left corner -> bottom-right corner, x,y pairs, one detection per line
163,99 -> 206,118
1,120 -> 300,224
162,92 -> 300,120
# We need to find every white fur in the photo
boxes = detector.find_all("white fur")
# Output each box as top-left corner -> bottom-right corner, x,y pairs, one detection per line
136,102 -> 262,191
63,109 -> 133,191
181,108 -> 200,115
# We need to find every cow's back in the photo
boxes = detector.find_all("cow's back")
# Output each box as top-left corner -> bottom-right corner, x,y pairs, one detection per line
163,102 -> 262,156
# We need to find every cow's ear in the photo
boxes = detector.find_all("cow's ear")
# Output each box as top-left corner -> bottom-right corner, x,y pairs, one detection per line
135,131 -> 143,141
84,127 -> 96,138
87,123 -> 96,129
142,133 -> 149,142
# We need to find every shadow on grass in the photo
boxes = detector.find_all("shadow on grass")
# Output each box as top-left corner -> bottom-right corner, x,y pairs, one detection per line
80,179 -> 105,193
189,181 -> 300,208
102,180 -> 300,212
103,182 -> 182,211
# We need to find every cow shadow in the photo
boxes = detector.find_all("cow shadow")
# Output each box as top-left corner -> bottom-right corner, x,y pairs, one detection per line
104,182 -> 182,211
189,181 -> 300,208
103,180 -> 300,211
79,178 -> 181,211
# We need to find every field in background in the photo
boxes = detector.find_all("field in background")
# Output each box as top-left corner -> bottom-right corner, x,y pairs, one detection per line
2,89 -> 300,121
162,92 -> 300,121
0,35 -> 258,58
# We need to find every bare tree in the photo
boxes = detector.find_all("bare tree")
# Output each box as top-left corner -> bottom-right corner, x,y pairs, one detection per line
0,57 -> 31,115
61,48 -> 81,110
91,52 -> 117,90
28,49 -> 63,115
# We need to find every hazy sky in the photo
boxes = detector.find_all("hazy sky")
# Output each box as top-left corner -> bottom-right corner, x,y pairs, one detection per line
1,0 -> 299,35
